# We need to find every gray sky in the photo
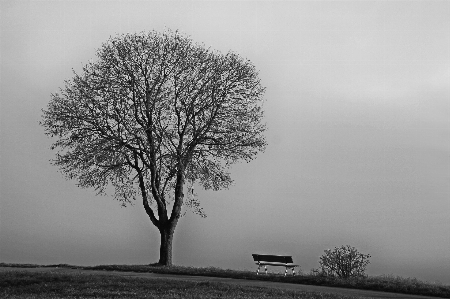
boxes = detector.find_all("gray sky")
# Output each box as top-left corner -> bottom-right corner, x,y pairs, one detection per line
1,0 -> 449,284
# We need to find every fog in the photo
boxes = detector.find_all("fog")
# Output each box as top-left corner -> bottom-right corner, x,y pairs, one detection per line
1,0 -> 449,284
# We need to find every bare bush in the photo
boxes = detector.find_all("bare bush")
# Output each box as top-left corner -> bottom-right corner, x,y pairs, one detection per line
319,245 -> 371,278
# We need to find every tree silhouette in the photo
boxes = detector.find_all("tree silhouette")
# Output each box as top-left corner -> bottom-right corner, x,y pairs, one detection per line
41,30 -> 266,266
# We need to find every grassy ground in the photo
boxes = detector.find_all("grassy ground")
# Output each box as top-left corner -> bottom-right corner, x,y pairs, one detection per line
0,270 -> 360,299
1,263 -> 450,298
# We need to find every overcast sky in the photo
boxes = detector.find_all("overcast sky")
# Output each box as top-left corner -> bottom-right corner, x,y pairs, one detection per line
1,0 -> 449,284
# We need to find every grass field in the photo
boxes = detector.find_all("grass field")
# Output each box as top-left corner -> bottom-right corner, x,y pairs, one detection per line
1,263 -> 449,298
1,270 -> 360,299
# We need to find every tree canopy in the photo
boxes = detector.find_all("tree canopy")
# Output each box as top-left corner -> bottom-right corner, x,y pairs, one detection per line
41,30 -> 266,265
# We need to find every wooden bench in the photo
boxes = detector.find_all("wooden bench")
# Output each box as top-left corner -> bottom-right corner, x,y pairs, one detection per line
252,254 -> 299,276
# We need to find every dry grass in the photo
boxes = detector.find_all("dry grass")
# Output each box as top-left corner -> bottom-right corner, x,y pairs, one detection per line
0,270 -> 360,299
1,263 -> 449,298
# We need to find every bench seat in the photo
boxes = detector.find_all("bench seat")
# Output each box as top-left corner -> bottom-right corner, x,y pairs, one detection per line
255,262 -> 298,267
252,254 -> 299,276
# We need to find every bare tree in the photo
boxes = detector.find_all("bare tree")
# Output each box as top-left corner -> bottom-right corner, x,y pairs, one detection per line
41,30 -> 266,266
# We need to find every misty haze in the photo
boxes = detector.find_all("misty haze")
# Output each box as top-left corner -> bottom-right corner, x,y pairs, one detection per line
1,0 -> 449,289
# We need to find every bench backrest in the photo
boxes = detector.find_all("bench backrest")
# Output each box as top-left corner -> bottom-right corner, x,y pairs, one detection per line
252,254 -> 294,264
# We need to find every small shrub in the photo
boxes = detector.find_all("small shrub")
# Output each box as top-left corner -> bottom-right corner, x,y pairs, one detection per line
319,245 -> 371,278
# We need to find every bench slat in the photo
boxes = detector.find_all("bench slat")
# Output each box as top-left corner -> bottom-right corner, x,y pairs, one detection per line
252,254 -> 294,264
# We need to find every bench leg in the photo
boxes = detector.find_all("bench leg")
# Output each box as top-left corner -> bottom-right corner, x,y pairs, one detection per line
284,267 -> 287,276
265,265 -> 267,275
292,267 -> 296,276
257,264 -> 260,275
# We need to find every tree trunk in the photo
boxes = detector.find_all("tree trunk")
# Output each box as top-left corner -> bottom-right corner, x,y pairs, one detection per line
158,226 -> 175,266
